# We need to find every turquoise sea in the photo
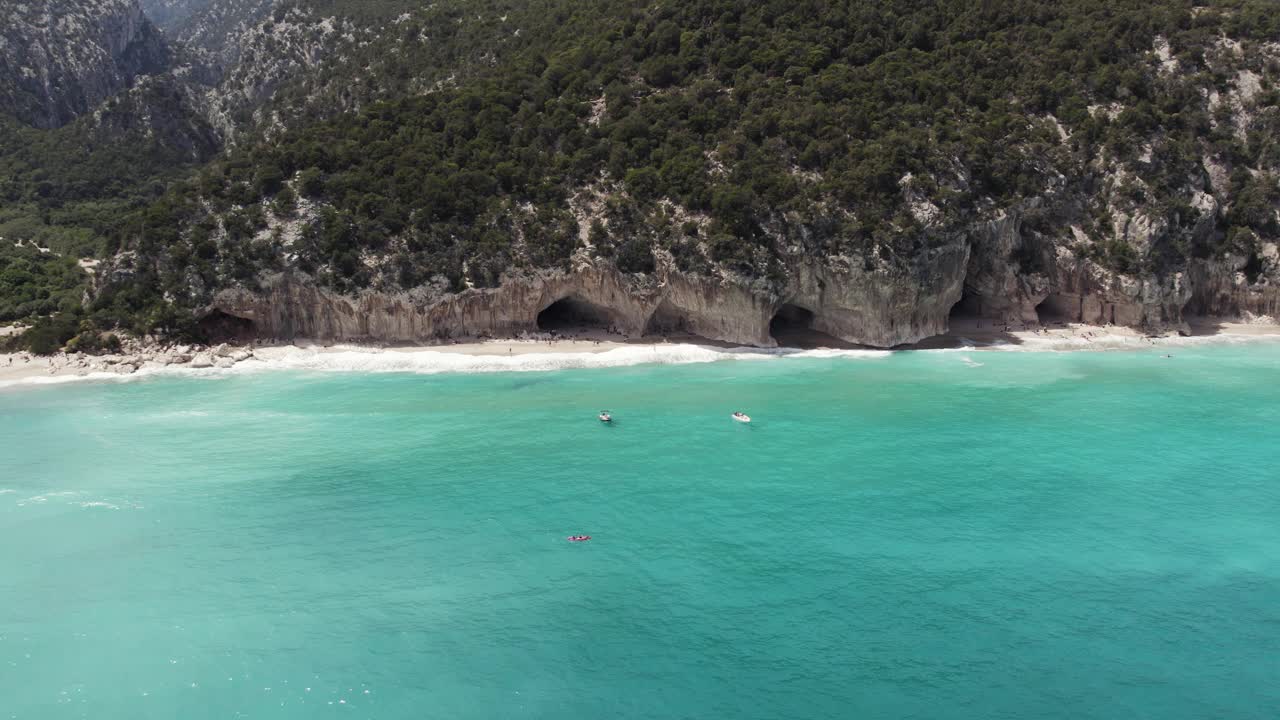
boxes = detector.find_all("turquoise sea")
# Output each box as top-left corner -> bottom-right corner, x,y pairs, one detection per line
2,342 -> 1279,719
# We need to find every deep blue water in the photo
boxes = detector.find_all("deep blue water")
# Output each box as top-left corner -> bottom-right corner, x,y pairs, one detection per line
2,343 -> 1279,719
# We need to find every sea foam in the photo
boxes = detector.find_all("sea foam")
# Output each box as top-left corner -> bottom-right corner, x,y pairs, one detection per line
223,343 -> 892,376
3,331 -> 1278,390
0,343 -> 890,390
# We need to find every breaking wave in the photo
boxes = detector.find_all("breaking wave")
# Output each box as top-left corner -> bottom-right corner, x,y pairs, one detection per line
3,330 -> 1278,390
245,343 -> 893,375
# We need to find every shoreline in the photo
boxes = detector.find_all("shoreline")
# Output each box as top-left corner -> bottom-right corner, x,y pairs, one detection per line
3,319 -> 1279,389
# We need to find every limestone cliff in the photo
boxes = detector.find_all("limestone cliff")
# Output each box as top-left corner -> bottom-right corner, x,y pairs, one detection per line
210,262 -> 777,346
1185,248 -> 1280,320
958,200 -> 1198,333
205,237 -> 966,348
199,213 -> 1276,349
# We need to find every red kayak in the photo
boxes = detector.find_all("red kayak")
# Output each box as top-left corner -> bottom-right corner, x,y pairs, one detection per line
567,535 -> 592,542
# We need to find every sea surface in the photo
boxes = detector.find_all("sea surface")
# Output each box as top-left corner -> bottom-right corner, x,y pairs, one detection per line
2,341 -> 1279,719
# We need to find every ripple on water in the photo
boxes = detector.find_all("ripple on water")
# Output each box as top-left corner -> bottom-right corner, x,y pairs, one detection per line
2,345 -> 1279,720
10,491 -> 141,510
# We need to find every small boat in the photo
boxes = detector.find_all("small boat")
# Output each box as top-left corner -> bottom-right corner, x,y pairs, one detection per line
567,535 -> 592,542
731,412 -> 751,423
598,411 -> 612,423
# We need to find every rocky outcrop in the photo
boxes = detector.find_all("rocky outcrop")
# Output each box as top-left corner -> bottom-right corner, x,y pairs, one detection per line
172,0 -> 275,58
959,206 -> 1050,324
89,73 -> 222,161
958,200 -> 1204,334
138,0 -> 213,30
645,271 -> 776,346
0,0 -> 171,128
46,340 -> 254,376
1035,249 -> 1192,330
1185,248 -> 1280,320
786,241 -> 970,347
157,182 -> 1272,349
211,264 -> 776,345
208,237 -> 971,349
202,200 -> 1280,348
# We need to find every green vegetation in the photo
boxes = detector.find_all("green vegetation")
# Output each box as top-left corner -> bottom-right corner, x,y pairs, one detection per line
5,0 -> 1280,350
0,244 -> 86,322
0,81 -> 215,255
138,0 -> 1275,282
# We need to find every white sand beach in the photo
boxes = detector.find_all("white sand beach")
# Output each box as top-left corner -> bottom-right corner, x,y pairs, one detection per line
3,320 -> 1279,388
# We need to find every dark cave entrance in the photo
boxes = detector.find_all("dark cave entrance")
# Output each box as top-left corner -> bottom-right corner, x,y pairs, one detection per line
770,303 -> 815,336
947,289 -> 985,327
769,303 -> 851,348
1034,294 -> 1077,325
197,310 -> 258,343
642,299 -> 712,342
536,296 -> 618,334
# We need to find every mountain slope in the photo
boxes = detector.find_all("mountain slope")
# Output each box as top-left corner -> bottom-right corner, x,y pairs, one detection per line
168,0 -> 276,58
5,0 -> 1280,351
0,0 -> 171,129
0,0 -> 219,312
138,0 -> 213,29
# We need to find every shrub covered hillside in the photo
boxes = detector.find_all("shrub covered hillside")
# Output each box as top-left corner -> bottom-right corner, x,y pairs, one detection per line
5,0 -> 1280,348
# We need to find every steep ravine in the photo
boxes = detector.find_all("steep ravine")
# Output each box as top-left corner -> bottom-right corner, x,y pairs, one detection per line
0,0 -> 171,129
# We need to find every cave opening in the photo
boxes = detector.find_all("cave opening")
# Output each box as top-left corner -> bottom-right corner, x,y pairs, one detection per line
642,299 -> 707,342
197,310 -> 258,344
771,303 -> 815,335
1035,294 -> 1076,325
769,303 -> 851,348
536,296 -> 618,334
947,288 -> 985,329
644,299 -> 688,336
1244,252 -> 1264,284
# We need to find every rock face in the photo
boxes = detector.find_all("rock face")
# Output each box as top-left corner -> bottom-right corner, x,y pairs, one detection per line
138,0 -> 213,30
168,0 -> 275,58
203,209 -> 1280,349
88,72 -> 222,160
0,0 -> 171,128
1185,248 -> 1280,320
211,263 -> 779,346
209,238 -> 971,348
953,197 -> 1270,336
787,241 -> 970,347
959,206 -> 1050,324
1038,253 -> 1192,330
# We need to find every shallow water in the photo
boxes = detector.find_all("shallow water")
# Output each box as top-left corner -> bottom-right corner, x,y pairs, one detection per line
2,343 -> 1279,719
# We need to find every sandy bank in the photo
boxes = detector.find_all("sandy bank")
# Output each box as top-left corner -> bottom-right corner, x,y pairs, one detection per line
2,320 -> 1279,388
913,317 -> 1280,351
